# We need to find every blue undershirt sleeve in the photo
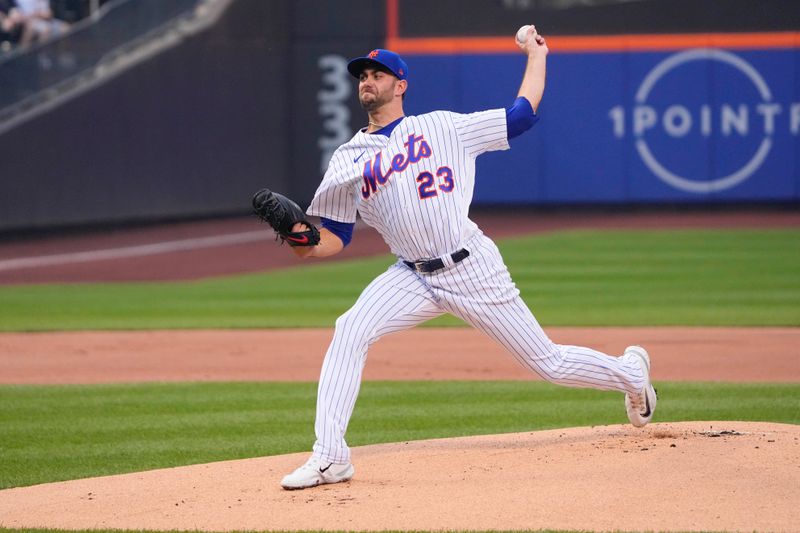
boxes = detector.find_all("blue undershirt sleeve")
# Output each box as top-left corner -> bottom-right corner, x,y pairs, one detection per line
320,217 -> 355,247
506,96 -> 540,139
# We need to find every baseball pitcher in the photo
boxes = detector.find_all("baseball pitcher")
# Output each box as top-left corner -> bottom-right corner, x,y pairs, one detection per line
253,26 -> 657,490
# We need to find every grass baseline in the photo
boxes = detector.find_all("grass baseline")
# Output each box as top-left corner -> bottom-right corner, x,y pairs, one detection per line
0,228 -> 798,330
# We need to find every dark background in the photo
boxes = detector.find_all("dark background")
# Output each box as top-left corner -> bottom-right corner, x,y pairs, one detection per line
400,0 -> 800,36
0,0 -> 383,231
0,0 -> 796,233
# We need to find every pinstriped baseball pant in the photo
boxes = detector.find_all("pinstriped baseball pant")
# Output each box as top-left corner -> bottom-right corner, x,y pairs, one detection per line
312,233 -> 647,464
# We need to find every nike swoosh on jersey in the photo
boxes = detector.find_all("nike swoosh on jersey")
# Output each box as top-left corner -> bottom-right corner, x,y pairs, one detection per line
353,151 -> 366,163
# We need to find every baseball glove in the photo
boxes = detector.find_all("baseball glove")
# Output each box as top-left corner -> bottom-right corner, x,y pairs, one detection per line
252,188 -> 320,247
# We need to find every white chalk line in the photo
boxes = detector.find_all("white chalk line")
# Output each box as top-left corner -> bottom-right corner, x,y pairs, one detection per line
0,230 -> 270,272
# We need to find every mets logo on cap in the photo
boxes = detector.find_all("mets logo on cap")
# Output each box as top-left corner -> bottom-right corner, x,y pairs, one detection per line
347,49 -> 409,81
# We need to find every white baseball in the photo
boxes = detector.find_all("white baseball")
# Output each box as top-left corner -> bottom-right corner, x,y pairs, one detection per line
516,25 -> 532,44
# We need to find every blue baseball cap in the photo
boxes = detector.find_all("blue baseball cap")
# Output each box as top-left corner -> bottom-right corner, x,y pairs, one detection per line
347,49 -> 408,81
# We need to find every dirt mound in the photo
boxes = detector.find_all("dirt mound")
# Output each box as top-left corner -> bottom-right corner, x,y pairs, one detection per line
1,421 -> 797,532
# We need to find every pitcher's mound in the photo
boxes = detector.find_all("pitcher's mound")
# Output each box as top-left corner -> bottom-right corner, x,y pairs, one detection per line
1,421 -> 797,532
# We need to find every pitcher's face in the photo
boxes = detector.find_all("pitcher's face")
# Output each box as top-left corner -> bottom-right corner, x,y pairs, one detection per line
358,68 -> 402,111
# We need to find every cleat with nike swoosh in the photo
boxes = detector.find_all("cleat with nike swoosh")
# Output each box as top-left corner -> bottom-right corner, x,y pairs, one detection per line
624,345 -> 658,428
280,455 -> 354,490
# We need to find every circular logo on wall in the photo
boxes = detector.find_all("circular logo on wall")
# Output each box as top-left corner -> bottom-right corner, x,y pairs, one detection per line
637,49 -> 772,193
607,48 -> 795,195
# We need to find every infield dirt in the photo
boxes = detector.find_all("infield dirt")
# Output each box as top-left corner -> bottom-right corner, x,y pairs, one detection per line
2,326 -> 799,383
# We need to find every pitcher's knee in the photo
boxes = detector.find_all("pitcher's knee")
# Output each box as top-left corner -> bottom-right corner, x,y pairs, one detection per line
518,344 -> 574,384
332,311 -> 377,355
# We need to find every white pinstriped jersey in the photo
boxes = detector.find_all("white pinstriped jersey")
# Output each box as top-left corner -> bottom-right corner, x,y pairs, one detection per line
307,109 -> 509,261
303,105 -> 653,467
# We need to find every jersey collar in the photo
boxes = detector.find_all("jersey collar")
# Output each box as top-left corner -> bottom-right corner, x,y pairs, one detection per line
363,116 -> 405,137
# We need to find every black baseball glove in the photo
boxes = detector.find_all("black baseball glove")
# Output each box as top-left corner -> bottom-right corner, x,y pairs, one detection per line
252,188 -> 320,247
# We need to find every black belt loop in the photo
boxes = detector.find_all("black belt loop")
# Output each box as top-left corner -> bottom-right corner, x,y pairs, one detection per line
404,248 -> 470,274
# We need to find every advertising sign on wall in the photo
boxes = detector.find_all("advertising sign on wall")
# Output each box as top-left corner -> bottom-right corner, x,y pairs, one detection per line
387,0 -> 800,204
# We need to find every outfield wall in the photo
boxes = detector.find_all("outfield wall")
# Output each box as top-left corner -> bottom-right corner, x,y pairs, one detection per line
0,0 -> 798,232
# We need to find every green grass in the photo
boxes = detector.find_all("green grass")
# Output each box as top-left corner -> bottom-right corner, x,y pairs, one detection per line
1,380 -> 797,489
502,228 -> 800,326
0,228 -> 798,330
